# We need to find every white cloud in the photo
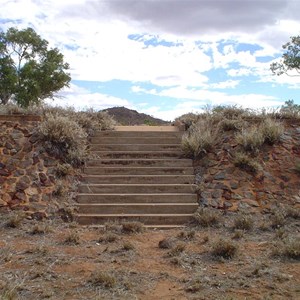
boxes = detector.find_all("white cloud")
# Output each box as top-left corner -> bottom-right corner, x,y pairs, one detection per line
46,83 -> 131,110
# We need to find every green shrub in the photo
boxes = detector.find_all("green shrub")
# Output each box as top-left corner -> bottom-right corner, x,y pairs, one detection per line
233,152 -> 260,174
182,120 -> 217,157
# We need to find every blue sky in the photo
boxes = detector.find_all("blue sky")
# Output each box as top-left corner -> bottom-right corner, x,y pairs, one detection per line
1,0 -> 300,120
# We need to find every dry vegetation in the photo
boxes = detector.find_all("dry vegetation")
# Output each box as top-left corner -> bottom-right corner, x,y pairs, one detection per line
0,209 -> 299,299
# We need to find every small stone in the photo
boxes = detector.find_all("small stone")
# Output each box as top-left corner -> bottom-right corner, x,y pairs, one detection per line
0,162 -> 5,169
39,172 -> 48,183
214,172 -> 226,180
29,133 -> 40,144
242,199 -> 260,207
14,191 -> 27,202
16,176 -> 31,191
230,181 -> 239,189
211,189 -> 222,199
31,211 -> 47,220
223,190 -> 232,200
0,169 -> 10,176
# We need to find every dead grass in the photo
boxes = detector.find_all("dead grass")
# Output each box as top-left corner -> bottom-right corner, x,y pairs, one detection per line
211,238 -> 238,259
232,213 -> 254,231
192,207 -> 221,227
121,221 -> 144,234
271,237 -> 300,260
158,237 -> 174,249
89,271 -> 117,289
236,127 -> 265,152
98,233 -> 119,243
233,152 -> 261,174
5,212 -> 26,228
182,120 -> 217,157
64,230 -> 80,245
167,242 -> 186,257
260,118 -> 284,145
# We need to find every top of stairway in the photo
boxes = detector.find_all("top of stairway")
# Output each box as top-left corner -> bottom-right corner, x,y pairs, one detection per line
115,125 -> 183,132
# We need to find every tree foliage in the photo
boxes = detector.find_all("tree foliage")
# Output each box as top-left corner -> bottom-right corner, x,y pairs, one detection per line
270,35 -> 300,77
0,27 -> 71,107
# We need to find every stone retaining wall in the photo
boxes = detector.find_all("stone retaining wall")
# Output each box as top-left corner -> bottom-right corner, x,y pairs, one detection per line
0,115 -> 65,216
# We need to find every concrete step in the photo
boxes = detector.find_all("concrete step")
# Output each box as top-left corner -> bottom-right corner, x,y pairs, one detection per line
86,159 -> 193,167
78,184 -> 197,194
90,151 -> 183,159
84,167 -> 194,175
92,131 -> 182,138
90,137 -> 181,144
76,214 -> 193,225
89,144 -> 182,151
81,175 -> 195,184
115,126 -> 181,132
76,203 -> 199,214
77,193 -> 198,204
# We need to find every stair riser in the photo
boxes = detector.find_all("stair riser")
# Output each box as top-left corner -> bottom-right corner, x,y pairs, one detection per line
92,132 -> 183,138
77,194 -> 198,203
76,215 -> 193,225
89,144 -> 182,151
84,167 -> 194,175
77,204 -> 198,214
90,137 -> 181,144
86,160 -> 193,167
82,176 -> 194,184
90,152 -> 183,159
79,185 -> 196,194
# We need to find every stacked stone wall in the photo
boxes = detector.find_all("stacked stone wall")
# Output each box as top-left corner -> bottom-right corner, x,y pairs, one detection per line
0,115 -> 63,216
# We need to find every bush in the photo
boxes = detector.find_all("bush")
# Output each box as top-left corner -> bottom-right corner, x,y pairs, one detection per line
37,114 -> 87,167
193,207 -> 221,227
182,120 -> 217,157
64,230 -> 80,245
233,152 -> 260,174
89,271 -> 116,288
212,105 -> 249,119
219,118 -> 244,132
271,238 -> 300,260
259,118 -> 284,145
236,127 -> 264,152
211,238 -> 238,259
174,113 -> 200,129
121,221 -> 144,234
233,213 -> 254,231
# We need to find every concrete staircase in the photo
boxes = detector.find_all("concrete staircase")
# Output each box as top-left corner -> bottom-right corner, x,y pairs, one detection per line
75,126 -> 198,228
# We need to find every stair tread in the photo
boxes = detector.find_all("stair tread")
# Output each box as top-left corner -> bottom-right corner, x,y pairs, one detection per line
77,213 -> 194,216
76,203 -> 198,206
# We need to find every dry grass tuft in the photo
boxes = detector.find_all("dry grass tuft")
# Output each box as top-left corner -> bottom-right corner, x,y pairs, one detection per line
271,238 -> 300,260
98,233 -> 119,243
233,152 -> 261,174
121,221 -> 144,234
182,120 -> 217,157
64,230 -> 80,245
232,213 -> 254,231
89,271 -> 117,289
168,242 -> 186,257
158,238 -> 174,249
193,207 -> 221,227
5,212 -> 26,228
259,118 -> 284,145
211,238 -> 238,259
236,127 -> 264,152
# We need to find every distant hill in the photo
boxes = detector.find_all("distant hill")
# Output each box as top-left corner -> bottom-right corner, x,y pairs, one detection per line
102,107 -> 169,125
